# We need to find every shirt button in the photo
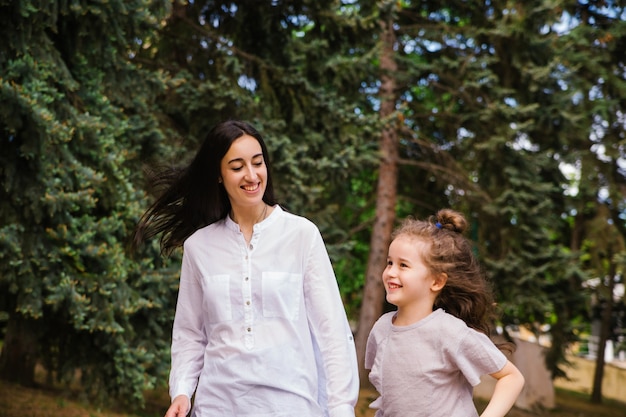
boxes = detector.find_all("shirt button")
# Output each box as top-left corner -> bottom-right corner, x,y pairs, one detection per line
247,327 -> 252,332
245,277 -> 249,281
246,301 -> 250,305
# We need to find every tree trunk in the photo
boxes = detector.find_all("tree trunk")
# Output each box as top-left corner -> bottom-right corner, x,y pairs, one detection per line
590,261 -> 616,403
355,9 -> 399,387
0,312 -> 38,386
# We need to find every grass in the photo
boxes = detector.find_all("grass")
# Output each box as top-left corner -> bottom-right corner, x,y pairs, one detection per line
0,379 -> 167,417
1,379 -> 625,417
473,388 -> 626,417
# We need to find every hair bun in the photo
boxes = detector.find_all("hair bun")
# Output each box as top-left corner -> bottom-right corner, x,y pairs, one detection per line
435,209 -> 468,234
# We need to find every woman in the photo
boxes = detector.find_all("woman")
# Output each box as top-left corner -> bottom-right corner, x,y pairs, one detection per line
133,120 -> 359,417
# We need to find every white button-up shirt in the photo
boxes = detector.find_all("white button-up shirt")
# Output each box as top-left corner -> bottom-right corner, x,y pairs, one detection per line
169,205 -> 359,417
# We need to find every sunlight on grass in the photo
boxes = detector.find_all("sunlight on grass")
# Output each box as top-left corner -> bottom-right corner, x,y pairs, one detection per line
1,379 -> 625,417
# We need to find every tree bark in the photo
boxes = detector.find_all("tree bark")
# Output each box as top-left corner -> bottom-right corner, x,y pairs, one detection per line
355,9 -> 399,387
0,312 -> 38,386
590,259 -> 615,404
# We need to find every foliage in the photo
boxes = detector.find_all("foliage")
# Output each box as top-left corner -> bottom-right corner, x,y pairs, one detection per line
0,0 -> 177,408
2,0 -> 382,406
3,0 -> 626,407
138,0 -> 383,304
369,0 -> 626,379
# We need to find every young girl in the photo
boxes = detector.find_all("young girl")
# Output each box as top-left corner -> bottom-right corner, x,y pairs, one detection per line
365,209 -> 524,417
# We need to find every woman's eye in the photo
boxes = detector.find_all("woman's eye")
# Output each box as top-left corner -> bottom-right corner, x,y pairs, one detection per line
232,166 -> 243,171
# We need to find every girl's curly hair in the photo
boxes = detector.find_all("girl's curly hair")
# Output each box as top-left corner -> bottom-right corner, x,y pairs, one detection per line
392,208 -> 513,352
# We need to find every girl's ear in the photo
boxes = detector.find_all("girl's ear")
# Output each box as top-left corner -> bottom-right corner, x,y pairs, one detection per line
431,272 -> 447,292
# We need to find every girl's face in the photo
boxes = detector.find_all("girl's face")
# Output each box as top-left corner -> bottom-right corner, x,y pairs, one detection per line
219,135 -> 268,209
383,235 -> 439,310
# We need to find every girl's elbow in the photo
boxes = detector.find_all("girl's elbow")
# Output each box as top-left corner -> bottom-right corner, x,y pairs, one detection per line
510,367 -> 525,393
517,370 -> 526,388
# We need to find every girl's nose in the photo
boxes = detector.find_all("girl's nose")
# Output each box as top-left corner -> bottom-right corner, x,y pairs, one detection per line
383,265 -> 394,279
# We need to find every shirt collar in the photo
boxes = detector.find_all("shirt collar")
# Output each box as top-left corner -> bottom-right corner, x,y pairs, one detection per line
224,204 -> 282,233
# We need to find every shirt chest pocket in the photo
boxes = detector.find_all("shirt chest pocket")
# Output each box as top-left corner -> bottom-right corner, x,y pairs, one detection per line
202,274 -> 233,323
261,272 -> 302,320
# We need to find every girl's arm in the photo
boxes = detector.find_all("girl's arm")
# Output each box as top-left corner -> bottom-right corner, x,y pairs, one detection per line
480,360 -> 525,417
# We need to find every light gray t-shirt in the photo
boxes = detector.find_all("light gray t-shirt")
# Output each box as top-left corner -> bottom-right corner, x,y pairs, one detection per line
365,309 -> 507,417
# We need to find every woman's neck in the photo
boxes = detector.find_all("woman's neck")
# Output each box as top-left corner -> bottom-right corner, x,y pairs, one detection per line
230,203 -> 270,244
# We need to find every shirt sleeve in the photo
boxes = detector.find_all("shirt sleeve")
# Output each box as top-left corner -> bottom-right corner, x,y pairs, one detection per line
168,240 -> 208,403
454,327 -> 508,387
365,320 -> 379,370
303,226 -> 359,417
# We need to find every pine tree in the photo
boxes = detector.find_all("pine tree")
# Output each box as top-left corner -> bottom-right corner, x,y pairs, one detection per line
0,0 -> 176,407
354,0 -> 593,379
140,0 -> 382,304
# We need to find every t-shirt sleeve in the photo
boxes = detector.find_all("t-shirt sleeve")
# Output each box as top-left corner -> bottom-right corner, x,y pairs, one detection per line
364,315 -> 386,369
454,328 -> 508,387
365,322 -> 379,370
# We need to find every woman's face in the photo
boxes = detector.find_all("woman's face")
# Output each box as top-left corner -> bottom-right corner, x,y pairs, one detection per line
219,134 -> 268,209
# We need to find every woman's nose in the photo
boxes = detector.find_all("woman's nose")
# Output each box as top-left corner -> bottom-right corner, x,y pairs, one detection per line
244,165 -> 258,180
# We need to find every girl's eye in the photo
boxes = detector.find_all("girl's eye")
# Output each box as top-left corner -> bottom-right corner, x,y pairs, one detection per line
400,263 -> 408,268
232,166 -> 243,171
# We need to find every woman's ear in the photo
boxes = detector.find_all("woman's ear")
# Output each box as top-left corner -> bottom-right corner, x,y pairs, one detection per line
431,272 -> 447,292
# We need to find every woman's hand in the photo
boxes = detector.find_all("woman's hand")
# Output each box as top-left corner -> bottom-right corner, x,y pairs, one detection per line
164,395 -> 190,417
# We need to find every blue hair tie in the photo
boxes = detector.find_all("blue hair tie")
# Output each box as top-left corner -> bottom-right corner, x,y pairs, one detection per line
435,222 -> 442,229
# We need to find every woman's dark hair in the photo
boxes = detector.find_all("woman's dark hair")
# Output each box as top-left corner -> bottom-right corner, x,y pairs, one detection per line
132,120 -> 277,255
392,209 -> 513,352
